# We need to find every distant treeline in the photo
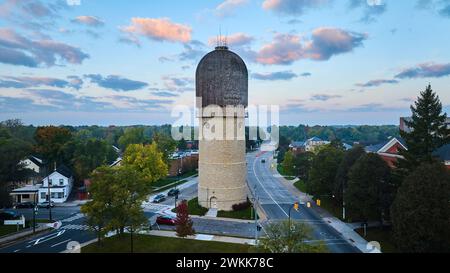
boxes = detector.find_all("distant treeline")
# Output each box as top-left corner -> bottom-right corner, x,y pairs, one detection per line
279,125 -> 400,146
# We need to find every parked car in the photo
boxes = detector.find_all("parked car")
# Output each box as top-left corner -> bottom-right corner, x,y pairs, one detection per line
156,215 -> 176,226
261,159 -> 266,163
14,202 -> 35,209
152,194 -> 166,203
38,201 -> 55,209
168,188 -> 180,197
0,210 -> 20,221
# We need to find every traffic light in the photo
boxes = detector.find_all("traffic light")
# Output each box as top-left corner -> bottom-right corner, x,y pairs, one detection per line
316,199 -> 321,207
294,202 -> 299,211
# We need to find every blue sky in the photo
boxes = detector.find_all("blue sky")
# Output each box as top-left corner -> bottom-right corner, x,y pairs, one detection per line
0,0 -> 449,126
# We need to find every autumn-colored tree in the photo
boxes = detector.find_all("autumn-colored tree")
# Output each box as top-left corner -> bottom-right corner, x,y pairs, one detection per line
175,200 -> 195,238
122,143 -> 168,184
34,126 -> 72,165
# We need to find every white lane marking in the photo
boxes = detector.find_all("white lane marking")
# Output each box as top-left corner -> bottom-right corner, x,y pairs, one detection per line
13,249 -> 20,253
51,239 -> 72,248
28,230 -> 66,247
252,155 -> 289,218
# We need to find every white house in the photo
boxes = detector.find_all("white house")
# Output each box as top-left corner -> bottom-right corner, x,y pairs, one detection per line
19,156 -> 43,174
38,165 -> 74,204
304,137 -> 330,152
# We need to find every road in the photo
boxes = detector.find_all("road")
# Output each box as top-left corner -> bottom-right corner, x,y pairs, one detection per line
246,149 -> 360,253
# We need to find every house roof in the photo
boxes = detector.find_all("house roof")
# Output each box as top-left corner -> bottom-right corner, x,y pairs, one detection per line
365,137 -> 407,153
290,141 -> 305,148
308,137 -> 323,142
27,156 -> 44,166
433,144 -> 450,161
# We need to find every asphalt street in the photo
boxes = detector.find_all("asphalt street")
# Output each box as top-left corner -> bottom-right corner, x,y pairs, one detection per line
246,149 -> 360,253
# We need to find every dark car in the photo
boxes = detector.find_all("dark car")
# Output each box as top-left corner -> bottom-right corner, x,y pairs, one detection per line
0,210 -> 20,221
168,188 -> 180,197
156,215 -> 176,226
37,201 -> 55,209
14,202 -> 35,209
261,159 -> 266,163
152,194 -> 166,203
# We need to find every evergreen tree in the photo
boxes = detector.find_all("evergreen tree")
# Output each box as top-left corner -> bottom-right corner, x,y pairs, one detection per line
175,200 -> 195,238
391,163 -> 450,253
399,84 -> 450,169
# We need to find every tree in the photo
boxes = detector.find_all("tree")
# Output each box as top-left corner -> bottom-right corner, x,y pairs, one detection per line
122,143 -> 168,184
308,145 -> 344,197
345,153 -> 392,223
152,132 -> 177,164
175,200 -> 195,238
34,126 -> 72,165
391,163 -> 450,253
118,127 -> 146,150
281,151 -> 296,176
71,138 -> 117,181
294,152 -> 314,180
257,220 -> 327,253
81,166 -> 151,244
399,84 -> 450,170
334,145 -> 366,203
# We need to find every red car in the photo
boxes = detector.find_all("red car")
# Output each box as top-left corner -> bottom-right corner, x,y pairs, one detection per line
156,215 -> 176,226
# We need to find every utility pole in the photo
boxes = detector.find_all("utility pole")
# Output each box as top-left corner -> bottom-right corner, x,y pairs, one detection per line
47,163 -> 53,222
32,193 -> 37,233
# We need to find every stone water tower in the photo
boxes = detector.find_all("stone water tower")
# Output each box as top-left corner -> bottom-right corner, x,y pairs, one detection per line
196,44 -> 248,211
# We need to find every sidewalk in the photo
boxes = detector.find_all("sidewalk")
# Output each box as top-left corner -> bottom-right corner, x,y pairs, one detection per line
271,160 -> 380,253
138,230 -> 256,246
0,224 -> 51,247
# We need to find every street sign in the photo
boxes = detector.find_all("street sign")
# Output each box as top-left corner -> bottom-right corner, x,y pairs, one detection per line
316,199 -> 321,207
46,221 -> 62,230
4,215 -> 25,228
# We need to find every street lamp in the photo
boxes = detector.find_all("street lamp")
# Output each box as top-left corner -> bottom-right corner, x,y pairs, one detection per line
288,202 -> 299,239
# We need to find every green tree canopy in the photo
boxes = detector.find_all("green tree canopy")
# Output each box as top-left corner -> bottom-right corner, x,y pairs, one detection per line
34,126 -> 72,165
281,150 -> 296,176
308,145 -> 344,197
118,127 -> 146,150
391,163 -> 450,253
334,145 -> 366,203
122,143 -> 168,184
257,220 -> 327,253
345,153 -> 392,223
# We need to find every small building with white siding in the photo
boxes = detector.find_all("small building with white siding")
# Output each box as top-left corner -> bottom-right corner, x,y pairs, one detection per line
38,165 -> 74,204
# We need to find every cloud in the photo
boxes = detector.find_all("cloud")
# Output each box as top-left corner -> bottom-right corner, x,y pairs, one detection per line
178,40 -> 207,62
118,35 -> 141,47
348,0 -> 387,23
71,16 -> 104,27
303,27 -> 367,60
0,0 -> 67,33
416,0 -> 450,18
356,79 -> 399,87
84,74 -> 148,91
395,62 -> 450,79
151,91 -> 180,98
121,17 -> 192,44
256,33 -> 303,65
0,75 -> 84,89
216,0 -> 249,17
162,76 -> 194,92
262,0 -> 332,16
0,28 -> 89,67
252,70 -> 299,81
208,33 -> 254,47
310,94 -> 342,101
255,28 -> 366,65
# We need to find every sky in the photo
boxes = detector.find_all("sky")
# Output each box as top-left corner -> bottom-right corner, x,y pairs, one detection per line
0,0 -> 449,126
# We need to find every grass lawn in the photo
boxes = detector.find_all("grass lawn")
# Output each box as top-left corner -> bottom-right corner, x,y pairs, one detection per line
355,227 -> 398,253
318,196 -> 344,221
293,180 -> 309,193
0,225 -> 25,237
277,165 -> 296,180
217,206 -> 255,220
172,198 -> 208,216
152,170 -> 198,189
82,234 -> 252,253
